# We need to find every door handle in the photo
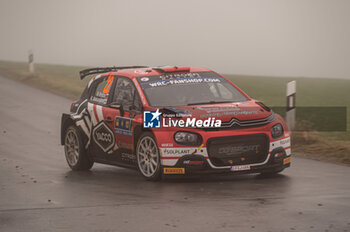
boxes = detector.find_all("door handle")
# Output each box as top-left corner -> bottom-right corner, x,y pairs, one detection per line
105,117 -> 113,123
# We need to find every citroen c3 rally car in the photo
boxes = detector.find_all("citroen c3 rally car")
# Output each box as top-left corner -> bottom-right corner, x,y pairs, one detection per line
61,66 -> 291,180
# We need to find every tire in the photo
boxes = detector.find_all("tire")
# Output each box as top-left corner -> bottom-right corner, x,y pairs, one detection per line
136,132 -> 161,181
64,125 -> 94,171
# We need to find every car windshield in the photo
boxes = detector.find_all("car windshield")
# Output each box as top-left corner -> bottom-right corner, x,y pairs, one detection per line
136,72 -> 248,107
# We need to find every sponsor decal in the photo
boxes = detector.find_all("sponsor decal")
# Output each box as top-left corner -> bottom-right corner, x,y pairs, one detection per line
231,165 -> 251,171
163,149 -> 192,156
160,147 -> 206,157
200,110 -> 258,118
283,157 -> 291,165
134,70 -> 148,75
218,145 -> 260,156
159,72 -> 201,80
121,153 -> 136,162
91,96 -> 108,105
96,92 -> 108,99
103,75 -> 114,94
96,131 -> 112,142
271,137 -> 291,149
197,106 -> 240,113
192,144 -> 204,154
161,143 -> 174,147
280,137 -> 291,145
118,141 -> 133,149
163,168 -> 185,174
115,117 -> 133,136
144,77 -> 221,88
92,122 -> 115,152
197,106 -> 259,118
183,160 -> 204,165
275,152 -> 285,158
143,109 -> 162,128
198,144 -> 204,150
137,72 -> 224,89
140,77 -> 149,81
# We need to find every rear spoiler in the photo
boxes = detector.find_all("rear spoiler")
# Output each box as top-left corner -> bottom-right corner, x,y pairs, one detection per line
79,66 -> 149,80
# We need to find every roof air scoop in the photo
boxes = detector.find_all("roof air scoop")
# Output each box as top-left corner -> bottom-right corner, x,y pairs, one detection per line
153,66 -> 190,73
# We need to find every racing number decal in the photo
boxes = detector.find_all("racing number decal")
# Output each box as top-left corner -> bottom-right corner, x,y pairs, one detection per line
103,75 -> 114,94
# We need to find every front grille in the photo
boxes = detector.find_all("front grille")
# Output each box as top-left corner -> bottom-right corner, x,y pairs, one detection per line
207,134 -> 269,167
202,113 -> 275,131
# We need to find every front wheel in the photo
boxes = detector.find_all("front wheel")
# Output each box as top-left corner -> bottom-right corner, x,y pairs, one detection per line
64,125 -> 94,171
136,132 -> 161,181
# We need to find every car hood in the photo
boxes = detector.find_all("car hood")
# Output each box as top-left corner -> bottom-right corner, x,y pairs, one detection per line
160,100 -> 273,122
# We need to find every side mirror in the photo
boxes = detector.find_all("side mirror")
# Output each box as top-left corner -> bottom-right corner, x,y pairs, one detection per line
109,104 -> 124,117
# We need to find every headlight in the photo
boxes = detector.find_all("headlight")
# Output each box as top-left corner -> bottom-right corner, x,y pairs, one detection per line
271,123 -> 284,139
174,132 -> 202,146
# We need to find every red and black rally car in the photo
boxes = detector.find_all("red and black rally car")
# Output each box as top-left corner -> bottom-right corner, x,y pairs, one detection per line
61,66 -> 291,180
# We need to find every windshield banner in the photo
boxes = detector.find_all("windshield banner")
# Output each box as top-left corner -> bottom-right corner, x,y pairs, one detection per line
137,72 -> 223,89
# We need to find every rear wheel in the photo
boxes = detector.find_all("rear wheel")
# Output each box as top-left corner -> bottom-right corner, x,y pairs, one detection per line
136,132 -> 161,181
64,125 -> 94,171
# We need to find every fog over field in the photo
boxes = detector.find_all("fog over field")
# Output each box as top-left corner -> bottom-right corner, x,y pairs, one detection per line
0,0 -> 349,79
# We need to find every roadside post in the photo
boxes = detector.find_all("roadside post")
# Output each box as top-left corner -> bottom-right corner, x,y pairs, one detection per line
286,81 -> 296,131
28,50 -> 34,73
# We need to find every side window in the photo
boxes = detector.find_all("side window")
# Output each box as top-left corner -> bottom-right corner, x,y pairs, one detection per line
90,75 -> 114,105
112,77 -> 141,111
133,93 -> 142,111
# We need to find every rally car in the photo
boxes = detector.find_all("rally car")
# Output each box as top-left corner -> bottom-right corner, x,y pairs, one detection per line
61,66 -> 291,180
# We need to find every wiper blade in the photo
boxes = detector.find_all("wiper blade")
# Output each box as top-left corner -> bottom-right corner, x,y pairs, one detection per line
160,107 -> 178,114
187,101 -> 234,106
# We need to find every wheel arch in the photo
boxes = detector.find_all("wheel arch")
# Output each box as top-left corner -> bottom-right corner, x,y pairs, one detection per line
61,113 -> 75,145
133,126 -> 155,151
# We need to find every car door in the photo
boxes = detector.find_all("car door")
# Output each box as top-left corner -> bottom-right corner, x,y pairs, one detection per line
87,75 -> 117,162
103,76 -> 143,166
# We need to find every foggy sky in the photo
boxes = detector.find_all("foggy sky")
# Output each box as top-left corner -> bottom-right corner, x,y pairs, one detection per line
0,0 -> 349,78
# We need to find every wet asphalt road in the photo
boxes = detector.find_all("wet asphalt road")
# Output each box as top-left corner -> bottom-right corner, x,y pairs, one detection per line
0,76 -> 350,232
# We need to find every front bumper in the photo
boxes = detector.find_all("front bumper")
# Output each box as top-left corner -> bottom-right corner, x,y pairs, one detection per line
162,147 -> 291,175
